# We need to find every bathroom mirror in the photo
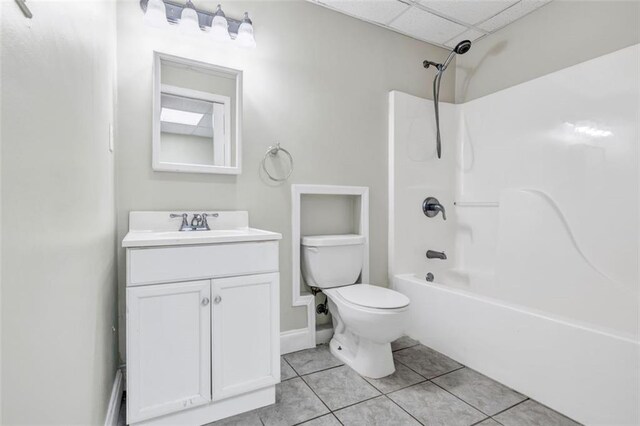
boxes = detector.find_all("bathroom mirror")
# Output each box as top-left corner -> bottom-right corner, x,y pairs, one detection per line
153,52 -> 242,174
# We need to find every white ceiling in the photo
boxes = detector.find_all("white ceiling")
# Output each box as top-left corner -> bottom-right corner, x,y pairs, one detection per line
310,0 -> 552,48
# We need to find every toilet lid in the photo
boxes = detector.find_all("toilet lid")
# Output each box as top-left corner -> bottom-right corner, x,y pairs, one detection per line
334,284 -> 410,309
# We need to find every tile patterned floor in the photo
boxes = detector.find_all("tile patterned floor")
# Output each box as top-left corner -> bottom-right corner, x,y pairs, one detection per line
118,338 -> 582,426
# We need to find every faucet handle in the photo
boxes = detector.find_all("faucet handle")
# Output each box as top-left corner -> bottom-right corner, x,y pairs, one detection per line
169,213 -> 189,225
169,213 -> 189,230
200,213 -> 219,231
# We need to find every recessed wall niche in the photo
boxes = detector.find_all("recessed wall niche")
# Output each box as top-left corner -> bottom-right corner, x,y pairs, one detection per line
301,194 -> 362,329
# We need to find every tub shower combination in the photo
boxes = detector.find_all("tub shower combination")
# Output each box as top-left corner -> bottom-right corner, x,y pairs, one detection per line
388,45 -> 639,426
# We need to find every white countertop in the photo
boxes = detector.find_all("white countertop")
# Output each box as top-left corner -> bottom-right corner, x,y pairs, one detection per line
122,211 -> 282,248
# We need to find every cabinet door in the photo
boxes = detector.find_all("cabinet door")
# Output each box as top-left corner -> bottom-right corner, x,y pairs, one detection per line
212,273 -> 279,400
127,281 -> 211,423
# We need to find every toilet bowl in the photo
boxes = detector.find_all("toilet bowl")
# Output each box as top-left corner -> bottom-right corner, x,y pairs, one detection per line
301,234 -> 410,378
325,284 -> 409,378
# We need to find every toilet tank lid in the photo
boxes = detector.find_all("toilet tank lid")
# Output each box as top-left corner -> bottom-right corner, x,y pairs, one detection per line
301,234 -> 365,247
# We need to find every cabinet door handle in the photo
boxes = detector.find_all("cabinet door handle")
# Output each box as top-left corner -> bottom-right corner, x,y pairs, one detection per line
214,295 -> 222,304
202,297 -> 210,306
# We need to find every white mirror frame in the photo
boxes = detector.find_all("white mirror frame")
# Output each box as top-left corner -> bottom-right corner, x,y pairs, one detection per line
152,52 -> 243,174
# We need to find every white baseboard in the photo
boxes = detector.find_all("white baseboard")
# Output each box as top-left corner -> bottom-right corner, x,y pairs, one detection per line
280,328 -> 314,354
315,324 -> 334,345
104,369 -> 124,426
280,325 -> 334,354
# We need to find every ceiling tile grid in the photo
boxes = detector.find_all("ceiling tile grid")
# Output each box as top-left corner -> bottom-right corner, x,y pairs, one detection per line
311,0 -> 552,48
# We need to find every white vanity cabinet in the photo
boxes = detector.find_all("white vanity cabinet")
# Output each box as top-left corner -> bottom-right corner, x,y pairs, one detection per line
212,273 -> 279,400
124,211 -> 281,426
127,281 -> 212,422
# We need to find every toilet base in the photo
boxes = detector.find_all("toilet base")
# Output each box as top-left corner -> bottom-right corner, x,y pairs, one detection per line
329,335 -> 395,379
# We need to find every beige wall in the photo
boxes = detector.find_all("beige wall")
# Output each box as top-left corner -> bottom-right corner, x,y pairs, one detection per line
1,1 -> 118,424
115,0 -> 453,358
456,0 -> 640,103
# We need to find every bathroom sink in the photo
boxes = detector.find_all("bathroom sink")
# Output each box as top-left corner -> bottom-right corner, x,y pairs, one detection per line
122,211 -> 282,248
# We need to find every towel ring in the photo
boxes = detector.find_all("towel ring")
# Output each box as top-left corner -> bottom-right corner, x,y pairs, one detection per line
262,143 -> 293,182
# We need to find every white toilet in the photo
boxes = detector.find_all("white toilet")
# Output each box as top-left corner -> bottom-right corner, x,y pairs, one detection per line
301,234 -> 410,379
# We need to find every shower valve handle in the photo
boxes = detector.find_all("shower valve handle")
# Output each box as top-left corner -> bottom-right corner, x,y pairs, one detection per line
423,197 -> 447,220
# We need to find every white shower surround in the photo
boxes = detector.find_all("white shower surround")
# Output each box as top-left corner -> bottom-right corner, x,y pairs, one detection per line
389,44 -> 639,425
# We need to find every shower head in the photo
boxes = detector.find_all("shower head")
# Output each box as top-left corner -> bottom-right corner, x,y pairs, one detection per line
423,39 -> 472,159
454,40 -> 472,55
423,40 -> 472,71
441,40 -> 472,70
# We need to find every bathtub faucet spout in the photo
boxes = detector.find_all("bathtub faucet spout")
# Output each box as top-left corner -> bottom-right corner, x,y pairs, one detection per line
426,250 -> 447,260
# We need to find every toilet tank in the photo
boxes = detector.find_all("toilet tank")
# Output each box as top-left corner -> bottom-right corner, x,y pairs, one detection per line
301,234 -> 365,289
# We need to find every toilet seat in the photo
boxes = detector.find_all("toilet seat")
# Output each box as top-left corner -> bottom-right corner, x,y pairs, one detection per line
327,284 -> 409,309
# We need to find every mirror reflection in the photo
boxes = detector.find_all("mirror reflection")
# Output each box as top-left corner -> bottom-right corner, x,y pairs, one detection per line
153,52 -> 242,174
160,92 -> 228,166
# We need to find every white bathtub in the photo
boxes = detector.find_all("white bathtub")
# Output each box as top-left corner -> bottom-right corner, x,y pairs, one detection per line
392,273 -> 639,426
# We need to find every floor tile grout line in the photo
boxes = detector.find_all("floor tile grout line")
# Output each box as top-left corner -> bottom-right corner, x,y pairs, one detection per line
297,375 -> 336,419
391,342 -> 419,352
429,380 -> 495,418
366,377 -> 429,396
280,356 -> 301,381
330,412 -> 345,426
502,398 -> 583,425
427,365 -> 466,381
488,397 -> 530,418
388,358 -> 494,419
292,412 -> 341,426
383,394 -> 428,426
490,416 -> 505,426
298,363 -> 345,378
392,355 -> 466,382
469,417 -> 491,426
330,393 -> 383,414
282,356 -> 297,372
382,373 -> 489,424
391,357 -> 430,381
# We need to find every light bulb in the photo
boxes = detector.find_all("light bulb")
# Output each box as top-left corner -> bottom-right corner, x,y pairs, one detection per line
209,4 -> 231,42
179,1 -> 201,35
236,12 -> 256,48
143,0 -> 170,29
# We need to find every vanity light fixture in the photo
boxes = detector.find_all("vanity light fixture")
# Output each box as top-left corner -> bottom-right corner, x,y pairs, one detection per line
236,12 -> 256,48
179,0 -> 201,35
143,0 -> 170,28
210,5 -> 231,42
141,0 -> 256,47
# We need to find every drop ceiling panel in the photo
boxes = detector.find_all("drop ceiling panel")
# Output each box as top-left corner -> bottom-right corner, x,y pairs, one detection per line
478,0 -> 550,31
307,0 -> 553,48
390,6 -> 467,44
419,0 -> 518,25
320,0 -> 410,25
445,28 -> 485,48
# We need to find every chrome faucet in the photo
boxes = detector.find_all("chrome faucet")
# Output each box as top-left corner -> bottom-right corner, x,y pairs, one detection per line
170,212 -> 218,231
423,197 -> 447,220
426,250 -> 447,260
170,213 -> 191,231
